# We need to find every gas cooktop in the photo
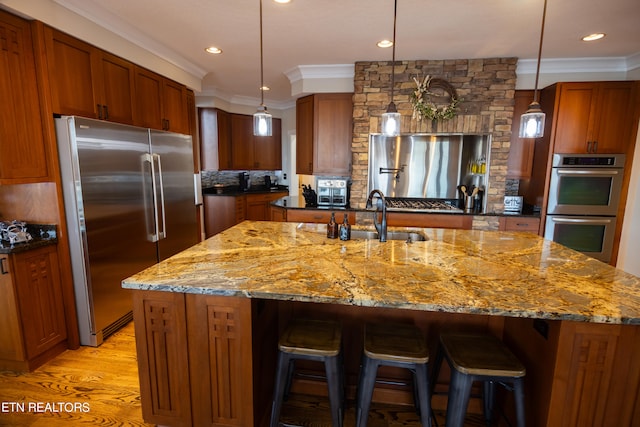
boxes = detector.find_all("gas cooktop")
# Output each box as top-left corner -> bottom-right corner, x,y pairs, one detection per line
385,197 -> 464,213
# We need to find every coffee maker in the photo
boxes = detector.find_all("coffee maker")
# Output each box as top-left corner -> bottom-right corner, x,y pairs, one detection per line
239,172 -> 251,191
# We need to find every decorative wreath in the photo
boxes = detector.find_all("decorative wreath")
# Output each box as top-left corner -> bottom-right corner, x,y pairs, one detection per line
410,75 -> 461,121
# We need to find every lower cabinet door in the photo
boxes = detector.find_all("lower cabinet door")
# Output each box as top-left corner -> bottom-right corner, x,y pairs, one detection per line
132,290 -> 192,427
186,294 -> 254,427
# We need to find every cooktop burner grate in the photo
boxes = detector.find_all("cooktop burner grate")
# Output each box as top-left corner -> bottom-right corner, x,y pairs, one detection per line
385,198 -> 463,213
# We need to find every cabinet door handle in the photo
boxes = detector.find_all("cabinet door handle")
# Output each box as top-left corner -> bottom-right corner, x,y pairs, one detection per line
593,140 -> 598,153
586,141 -> 592,153
1,257 -> 8,275
103,105 -> 109,120
97,104 -> 103,120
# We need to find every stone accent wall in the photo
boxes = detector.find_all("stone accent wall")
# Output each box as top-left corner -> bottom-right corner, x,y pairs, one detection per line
351,58 -> 517,216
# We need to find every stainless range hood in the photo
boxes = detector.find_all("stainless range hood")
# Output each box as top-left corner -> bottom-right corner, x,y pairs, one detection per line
367,133 -> 491,210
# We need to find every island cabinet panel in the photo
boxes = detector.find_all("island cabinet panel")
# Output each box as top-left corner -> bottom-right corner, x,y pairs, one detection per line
133,291 -> 278,427
504,318 -> 640,427
0,11 -> 49,182
132,290 -> 192,427
186,295 -> 254,427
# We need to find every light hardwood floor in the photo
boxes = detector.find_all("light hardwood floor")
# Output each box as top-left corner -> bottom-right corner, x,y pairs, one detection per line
0,322 -> 151,427
0,322 -> 488,427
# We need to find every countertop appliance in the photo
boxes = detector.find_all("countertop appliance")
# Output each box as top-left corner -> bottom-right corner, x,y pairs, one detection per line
316,177 -> 350,207
544,153 -> 625,263
239,172 -> 251,191
56,116 -> 199,346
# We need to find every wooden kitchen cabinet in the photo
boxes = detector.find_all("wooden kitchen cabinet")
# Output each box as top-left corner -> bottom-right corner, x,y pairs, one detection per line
230,113 -> 282,170
551,82 -> 637,154
285,209 -> 356,225
132,290 -> 276,427
0,246 -> 68,371
507,90 -> 536,179
245,191 -> 287,221
387,212 -> 473,229
296,93 -> 353,176
499,216 -> 541,234
43,26 -> 136,125
0,11 -> 49,182
134,66 -> 189,133
199,108 -> 232,170
203,195 -> 246,238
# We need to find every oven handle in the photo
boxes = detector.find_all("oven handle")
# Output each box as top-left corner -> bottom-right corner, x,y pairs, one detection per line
556,169 -> 619,176
549,217 -> 613,225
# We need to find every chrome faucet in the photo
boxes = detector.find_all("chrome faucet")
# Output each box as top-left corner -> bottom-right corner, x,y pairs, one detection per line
366,189 -> 387,242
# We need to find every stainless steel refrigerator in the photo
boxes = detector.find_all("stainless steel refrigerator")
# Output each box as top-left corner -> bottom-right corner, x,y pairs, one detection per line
56,116 -> 200,346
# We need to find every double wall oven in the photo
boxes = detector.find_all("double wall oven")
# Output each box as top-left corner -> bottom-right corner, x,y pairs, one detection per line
544,153 -> 625,263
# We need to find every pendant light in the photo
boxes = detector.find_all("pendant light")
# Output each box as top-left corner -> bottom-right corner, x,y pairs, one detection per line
380,0 -> 401,137
518,0 -> 548,138
253,0 -> 273,136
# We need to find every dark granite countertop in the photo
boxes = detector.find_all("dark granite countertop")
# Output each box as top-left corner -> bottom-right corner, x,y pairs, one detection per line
202,185 -> 289,197
0,224 -> 58,254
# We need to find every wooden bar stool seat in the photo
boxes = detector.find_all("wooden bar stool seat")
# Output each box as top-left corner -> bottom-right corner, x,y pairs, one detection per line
432,333 -> 526,427
269,318 -> 344,427
356,322 -> 432,427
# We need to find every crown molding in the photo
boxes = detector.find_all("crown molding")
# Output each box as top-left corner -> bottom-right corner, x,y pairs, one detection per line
516,56 -> 637,75
285,64 -> 355,84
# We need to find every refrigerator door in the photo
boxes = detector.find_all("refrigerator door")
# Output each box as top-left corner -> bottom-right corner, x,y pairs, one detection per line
150,130 -> 199,261
56,117 -> 158,346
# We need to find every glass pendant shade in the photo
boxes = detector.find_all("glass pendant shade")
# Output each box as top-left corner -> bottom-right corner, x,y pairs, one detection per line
253,105 -> 272,136
519,101 -> 545,138
381,102 -> 401,136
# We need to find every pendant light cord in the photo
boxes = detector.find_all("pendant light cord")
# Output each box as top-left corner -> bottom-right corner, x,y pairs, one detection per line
533,0 -> 547,103
259,0 -> 265,106
390,0 -> 397,103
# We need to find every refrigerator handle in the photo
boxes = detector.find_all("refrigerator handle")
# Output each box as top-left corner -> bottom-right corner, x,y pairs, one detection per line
142,153 -> 160,242
154,153 -> 167,240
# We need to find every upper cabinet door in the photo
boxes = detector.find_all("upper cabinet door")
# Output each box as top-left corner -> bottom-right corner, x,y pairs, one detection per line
93,51 -> 136,125
133,66 -> 163,129
295,93 -> 353,176
162,79 -> 189,134
45,26 -> 136,124
44,27 -> 98,119
133,66 -> 189,133
553,82 -> 636,154
0,11 -> 49,181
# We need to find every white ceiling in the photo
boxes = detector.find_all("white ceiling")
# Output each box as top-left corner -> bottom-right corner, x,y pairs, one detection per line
18,0 -> 640,105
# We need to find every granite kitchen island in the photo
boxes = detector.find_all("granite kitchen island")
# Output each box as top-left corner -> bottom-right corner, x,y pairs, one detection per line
122,221 -> 640,427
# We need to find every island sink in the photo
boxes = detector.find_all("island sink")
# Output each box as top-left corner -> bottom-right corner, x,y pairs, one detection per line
349,229 -> 427,242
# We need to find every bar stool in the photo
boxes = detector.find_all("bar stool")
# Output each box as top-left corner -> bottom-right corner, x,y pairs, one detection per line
269,318 -> 344,427
356,322 -> 432,427
432,333 -> 526,427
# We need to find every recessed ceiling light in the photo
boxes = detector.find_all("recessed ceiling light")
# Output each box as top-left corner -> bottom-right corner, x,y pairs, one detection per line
582,33 -> 606,42
205,46 -> 222,54
260,86 -> 270,91
377,39 -> 393,48
273,0 -> 291,3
